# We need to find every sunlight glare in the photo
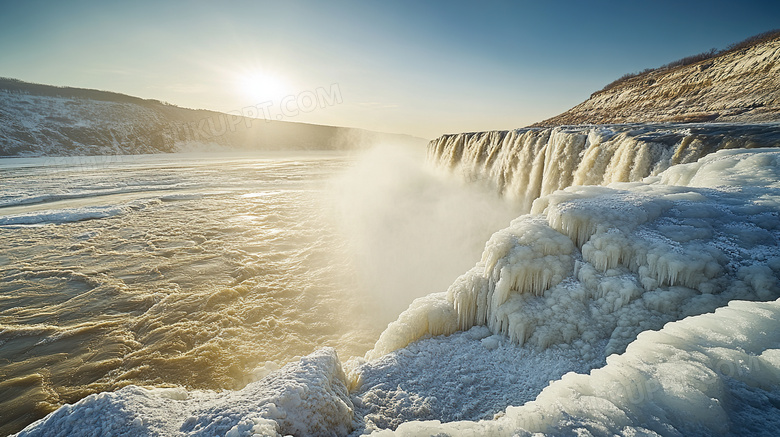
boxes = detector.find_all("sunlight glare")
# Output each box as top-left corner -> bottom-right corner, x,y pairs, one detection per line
237,72 -> 290,103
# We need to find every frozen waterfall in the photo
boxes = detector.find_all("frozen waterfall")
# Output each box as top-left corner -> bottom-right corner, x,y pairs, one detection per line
368,124 -> 780,361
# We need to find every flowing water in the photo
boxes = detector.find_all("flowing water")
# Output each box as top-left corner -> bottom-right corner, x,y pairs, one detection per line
0,152 -> 382,435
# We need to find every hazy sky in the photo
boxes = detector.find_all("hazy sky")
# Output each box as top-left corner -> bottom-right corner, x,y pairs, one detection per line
1,0 -> 778,138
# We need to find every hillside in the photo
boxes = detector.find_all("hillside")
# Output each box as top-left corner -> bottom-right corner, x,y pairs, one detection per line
534,31 -> 780,126
0,78 -> 423,157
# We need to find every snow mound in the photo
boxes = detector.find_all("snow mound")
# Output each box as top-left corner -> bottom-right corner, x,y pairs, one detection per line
350,326 -> 601,434
13,348 -> 354,437
384,297 -> 780,436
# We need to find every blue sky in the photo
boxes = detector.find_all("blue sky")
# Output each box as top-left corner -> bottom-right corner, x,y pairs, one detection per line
0,0 -> 777,138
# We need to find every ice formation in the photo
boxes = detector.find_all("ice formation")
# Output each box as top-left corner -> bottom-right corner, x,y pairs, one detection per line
382,298 -> 780,436
350,326 -> 601,433
368,146 -> 780,361
428,123 -> 780,211
14,348 -> 353,437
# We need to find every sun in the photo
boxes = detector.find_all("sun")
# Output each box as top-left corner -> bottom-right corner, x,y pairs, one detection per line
237,72 -> 290,103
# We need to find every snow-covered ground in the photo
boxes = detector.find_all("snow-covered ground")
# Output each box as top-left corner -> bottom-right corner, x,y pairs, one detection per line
349,326 -> 602,434
383,297 -> 780,436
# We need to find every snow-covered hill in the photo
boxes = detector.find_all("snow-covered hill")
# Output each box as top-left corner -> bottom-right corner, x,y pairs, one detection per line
0,79 -> 423,157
